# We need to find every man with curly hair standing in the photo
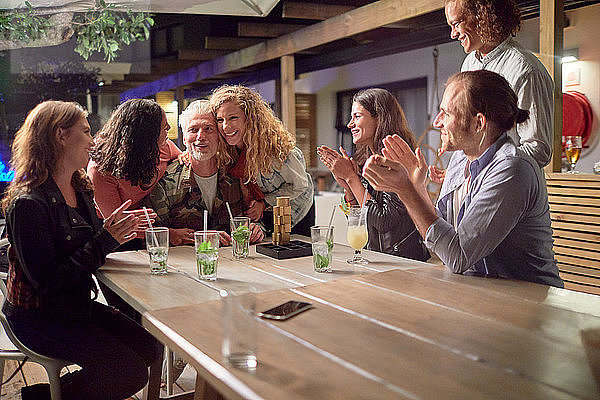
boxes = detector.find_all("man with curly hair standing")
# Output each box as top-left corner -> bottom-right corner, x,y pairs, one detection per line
444,0 -> 553,168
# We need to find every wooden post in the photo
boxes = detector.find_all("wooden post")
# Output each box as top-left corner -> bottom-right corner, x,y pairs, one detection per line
176,86 -> 185,149
280,55 -> 296,136
540,0 -> 564,173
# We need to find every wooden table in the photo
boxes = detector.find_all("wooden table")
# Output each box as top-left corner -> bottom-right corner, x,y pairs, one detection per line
142,264 -> 600,400
97,239 -> 435,399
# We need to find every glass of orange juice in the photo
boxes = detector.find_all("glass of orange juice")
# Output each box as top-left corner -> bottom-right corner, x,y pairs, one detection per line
346,206 -> 369,265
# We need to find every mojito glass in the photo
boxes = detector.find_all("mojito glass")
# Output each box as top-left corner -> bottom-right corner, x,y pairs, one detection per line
310,225 -> 334,272
231,216 -> 250,259
195,231 -> 220,281
145,227 -> 169,275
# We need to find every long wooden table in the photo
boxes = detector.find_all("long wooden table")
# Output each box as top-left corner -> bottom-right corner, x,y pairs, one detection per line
97,239 -> 434,399
98,242 -> 600,399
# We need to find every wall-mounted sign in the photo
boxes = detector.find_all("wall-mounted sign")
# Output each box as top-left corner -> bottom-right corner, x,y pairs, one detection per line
0,161 -> 15,182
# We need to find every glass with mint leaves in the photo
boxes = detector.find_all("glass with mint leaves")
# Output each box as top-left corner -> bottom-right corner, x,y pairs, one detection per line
231,216 -> 250,259
310,226 -> 334,273
194,231 -> 220,281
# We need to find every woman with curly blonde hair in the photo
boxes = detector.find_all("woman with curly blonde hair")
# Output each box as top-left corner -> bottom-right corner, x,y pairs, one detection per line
210,85 -> 314,234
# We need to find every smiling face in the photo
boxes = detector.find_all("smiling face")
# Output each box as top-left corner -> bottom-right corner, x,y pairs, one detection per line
63,116 -> 93,171
216,101 -> 246,148
347,102 -> 377,147
445,0 -> 484,55
433,81 -> 472,153
183,113 -> 219,162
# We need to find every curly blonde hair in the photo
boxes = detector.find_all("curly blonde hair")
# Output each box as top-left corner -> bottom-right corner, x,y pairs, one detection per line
2,101 -> 91,212
209,85 -> 295,182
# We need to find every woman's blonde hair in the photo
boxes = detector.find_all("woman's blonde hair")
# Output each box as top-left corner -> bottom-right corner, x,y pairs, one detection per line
2,100 -> 90,212
209,85 -> 295,182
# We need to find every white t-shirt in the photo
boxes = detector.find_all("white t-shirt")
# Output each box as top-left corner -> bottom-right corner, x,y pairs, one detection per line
193,172 -> 218,215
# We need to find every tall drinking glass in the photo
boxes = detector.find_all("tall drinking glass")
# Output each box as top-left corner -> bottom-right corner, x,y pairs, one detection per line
145,227 -> 169,275
565,136 -> 582,174
311,225 -> 334,272
231,216 -> 250,259
195,231 -> 219,281
346,206 -> 368,265
221,289 -> 257,370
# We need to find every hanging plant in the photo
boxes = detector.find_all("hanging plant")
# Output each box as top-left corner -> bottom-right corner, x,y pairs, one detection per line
0,0 -> 154,63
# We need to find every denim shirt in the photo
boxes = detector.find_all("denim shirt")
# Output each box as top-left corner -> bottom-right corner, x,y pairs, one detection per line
255,147 -> 314,227
426,134 -> 563,287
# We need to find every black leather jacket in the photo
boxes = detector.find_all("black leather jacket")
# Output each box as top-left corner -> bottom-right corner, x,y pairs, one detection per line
5,177 -> 119,318
365,184 -> 430,262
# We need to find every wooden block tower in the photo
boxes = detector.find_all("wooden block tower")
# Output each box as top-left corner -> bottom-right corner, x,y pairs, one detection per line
272,196 -> 292,245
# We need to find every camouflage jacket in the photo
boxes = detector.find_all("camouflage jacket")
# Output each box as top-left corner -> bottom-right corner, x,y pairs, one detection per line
146,161 -> 246,233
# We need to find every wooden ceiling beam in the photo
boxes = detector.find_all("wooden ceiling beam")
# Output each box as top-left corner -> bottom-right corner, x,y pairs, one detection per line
238,22 -> 305,37
177,49 -> 230,61
122,0 -> 446,99
282,1 -> 355,20
204,36 -> 264,50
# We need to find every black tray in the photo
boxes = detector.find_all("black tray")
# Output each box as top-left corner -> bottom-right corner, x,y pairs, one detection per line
256,240 -> 312,259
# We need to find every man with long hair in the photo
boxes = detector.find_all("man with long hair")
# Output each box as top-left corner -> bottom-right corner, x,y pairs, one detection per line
363,71 -> 563,287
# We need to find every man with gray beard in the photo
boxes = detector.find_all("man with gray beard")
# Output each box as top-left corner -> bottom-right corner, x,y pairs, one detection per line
147,100 -> 264,246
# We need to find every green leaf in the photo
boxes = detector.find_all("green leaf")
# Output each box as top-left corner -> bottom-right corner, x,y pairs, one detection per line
326,239 -> 334,252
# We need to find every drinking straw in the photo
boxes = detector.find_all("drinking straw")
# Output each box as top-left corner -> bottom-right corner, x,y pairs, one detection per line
143,206 -> 159,248
226,201 -> 235,226
359,188 -> 369,224
203,209 -> 208,241
327,204 -> 336,228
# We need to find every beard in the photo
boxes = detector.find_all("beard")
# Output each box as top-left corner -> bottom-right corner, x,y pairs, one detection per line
189,145 -> 214,162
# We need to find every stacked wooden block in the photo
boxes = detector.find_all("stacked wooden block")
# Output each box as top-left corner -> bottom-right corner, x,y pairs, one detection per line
272,196 -> 291,245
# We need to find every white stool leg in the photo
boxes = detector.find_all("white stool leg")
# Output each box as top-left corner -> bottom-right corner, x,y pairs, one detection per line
46,364 -> 62,400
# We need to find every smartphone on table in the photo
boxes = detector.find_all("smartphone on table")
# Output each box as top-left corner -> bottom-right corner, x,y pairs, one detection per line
258,300 -> 313,320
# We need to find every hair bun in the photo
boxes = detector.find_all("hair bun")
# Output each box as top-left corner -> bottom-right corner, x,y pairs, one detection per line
515,108 -> 529,124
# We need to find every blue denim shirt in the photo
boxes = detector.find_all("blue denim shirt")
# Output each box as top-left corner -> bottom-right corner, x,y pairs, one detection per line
255,147 -> 314,227
426,134 -> 563,287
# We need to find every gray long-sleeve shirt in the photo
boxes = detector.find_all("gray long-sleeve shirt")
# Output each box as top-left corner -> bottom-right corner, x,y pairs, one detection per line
425,134 -> 563,288
462,37 -> 554,168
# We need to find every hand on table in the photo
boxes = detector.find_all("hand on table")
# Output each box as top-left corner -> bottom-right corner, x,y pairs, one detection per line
170,228 -> 195,246
249,223 -> 265,244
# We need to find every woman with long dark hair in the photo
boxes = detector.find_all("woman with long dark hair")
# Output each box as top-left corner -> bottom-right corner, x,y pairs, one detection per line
87,99 -> 196,245
317,88 -> 429,261
2,100 -> 161,399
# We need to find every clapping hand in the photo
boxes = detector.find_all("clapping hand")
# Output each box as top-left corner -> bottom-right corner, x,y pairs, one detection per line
381,135 -> 429,189
362,155 -> 410,194
317,145 -> 358,189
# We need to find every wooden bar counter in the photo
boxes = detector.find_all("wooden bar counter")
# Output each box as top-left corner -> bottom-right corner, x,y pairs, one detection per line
546,172 -> 600,295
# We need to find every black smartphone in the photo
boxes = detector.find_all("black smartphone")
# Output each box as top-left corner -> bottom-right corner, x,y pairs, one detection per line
258,300 -> 313,320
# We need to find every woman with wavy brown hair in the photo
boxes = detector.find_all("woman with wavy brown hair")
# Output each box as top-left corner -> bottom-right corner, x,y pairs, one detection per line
317,88 -> 429,261
2,100 -> 161,399
210,85 -> 314,234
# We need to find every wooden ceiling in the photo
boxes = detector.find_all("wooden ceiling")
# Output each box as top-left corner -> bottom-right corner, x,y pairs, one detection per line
100,0 -> 600,96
